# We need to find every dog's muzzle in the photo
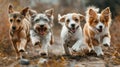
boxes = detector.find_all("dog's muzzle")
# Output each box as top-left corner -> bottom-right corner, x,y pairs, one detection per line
36,25 -> 48,35
97,26 -> 103,32
68,26 -> 79,33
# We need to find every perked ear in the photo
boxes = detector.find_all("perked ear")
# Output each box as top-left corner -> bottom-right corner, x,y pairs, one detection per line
89,9 -> 97,18
29,9 -> 37,16
79,14 -> 85,21
101,7 -> 111,17
20,7 -> 29,16
45,8 -> 54,17
58,14 -> 65,22
8,4 -> 14,14
58,14 -> 65,25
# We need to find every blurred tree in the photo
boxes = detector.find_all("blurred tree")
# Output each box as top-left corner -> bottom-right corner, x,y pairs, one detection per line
86,0 -> 120,18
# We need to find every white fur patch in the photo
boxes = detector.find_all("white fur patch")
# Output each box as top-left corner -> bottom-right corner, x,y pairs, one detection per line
102,37 -> 110,46
94,46 -> 104,56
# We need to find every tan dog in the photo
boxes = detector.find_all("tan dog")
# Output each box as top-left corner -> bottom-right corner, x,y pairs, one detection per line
8,4 -> 31,59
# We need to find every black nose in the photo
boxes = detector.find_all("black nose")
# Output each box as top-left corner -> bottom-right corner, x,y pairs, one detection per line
40,25 -> 44,28
71,24 -> 75,27
12,26 -> 16,30
99,26 -> 103,29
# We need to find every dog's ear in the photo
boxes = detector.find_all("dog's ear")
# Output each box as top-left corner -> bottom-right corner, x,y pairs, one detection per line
45,8 -> 54,17
101,7 -> 111,22
8,4 -> 14,14
29,9 -> 37,16
89,9 -> 97,18
58,14 -> 65,25
101,7 -> 111,18
79,14 -> 85,21
20,7 -> 29,16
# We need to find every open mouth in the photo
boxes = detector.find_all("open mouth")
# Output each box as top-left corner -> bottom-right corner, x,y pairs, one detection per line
37,27 -> 47,35
97,28 -> 102,32
70,28 -> 76,33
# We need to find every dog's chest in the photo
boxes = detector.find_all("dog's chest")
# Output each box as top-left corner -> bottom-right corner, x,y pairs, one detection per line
65,33 -> 78,47
94,31 -> 105,42
10,31 -> 21,41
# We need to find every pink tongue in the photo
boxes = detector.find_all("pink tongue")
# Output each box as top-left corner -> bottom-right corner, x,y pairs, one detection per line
40,29 -> 44,35
72,29 -> 75,33
98,29 -> 102,32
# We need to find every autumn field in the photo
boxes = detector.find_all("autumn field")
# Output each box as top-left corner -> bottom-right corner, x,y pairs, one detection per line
0,0 -> 120,67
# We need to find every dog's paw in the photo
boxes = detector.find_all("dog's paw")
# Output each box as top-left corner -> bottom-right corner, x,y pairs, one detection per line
39,51 -> 48,56
72,45 -> 80,52
96,51 -> 104,57
102,37 -> 110,47
103,42 -> 110,47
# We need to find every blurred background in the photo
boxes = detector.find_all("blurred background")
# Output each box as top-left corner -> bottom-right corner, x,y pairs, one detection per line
0,0 -> 120,66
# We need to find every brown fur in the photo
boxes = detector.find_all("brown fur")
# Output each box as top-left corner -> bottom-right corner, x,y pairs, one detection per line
84,7 -> 111,51
8,4 -> 31,59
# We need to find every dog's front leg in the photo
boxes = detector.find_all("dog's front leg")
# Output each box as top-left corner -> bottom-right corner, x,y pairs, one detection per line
72,39 -> 89,52
12,41 -> 20,59
39,42 -> 49,56
92,38 -> 104,56
102,34 -> 111,47
63,43 -> 70,55
18,38 -> 27,52
30,30 -> 40,46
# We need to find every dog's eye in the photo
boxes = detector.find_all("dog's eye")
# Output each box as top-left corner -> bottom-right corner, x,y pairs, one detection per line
10,19 -> 13,22
75,18 -> 78,22
94,20 -> 98,23
43,19 -> 48,21
17,19 -> 21,23
66,19 -> 70,22
35,19 -> 40,22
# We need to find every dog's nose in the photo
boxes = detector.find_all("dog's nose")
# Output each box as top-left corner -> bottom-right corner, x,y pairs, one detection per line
71,24 -> 75,27
40,25 -> 44,28
99,26 -> 103,29
12,26 -> 16,30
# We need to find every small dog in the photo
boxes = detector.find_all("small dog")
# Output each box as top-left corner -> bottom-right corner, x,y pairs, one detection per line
83,7 -> 111,56
58,13 -> 86,55
30,9 -> 54,56
8,5 -> 31,59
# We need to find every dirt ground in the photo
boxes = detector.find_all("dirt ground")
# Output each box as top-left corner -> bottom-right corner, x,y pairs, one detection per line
0,18 -> 120,67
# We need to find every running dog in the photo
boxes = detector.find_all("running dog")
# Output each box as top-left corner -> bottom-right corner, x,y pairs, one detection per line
83,7 -> 111,56
30,9 -> 54,56
58,13 -> 86,55
8,4 -> 31,59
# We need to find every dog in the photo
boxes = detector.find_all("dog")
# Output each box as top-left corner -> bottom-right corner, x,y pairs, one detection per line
58,13 -> 87,55
30,9 -> 54,56
83,7 -> 111,56
8,4 -> 31,59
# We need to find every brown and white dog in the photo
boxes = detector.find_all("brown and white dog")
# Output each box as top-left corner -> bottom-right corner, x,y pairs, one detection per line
83,7 -> 111,56
30,9 -> 54,56
58,13 -> 87,55
8,5 -> 31,59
